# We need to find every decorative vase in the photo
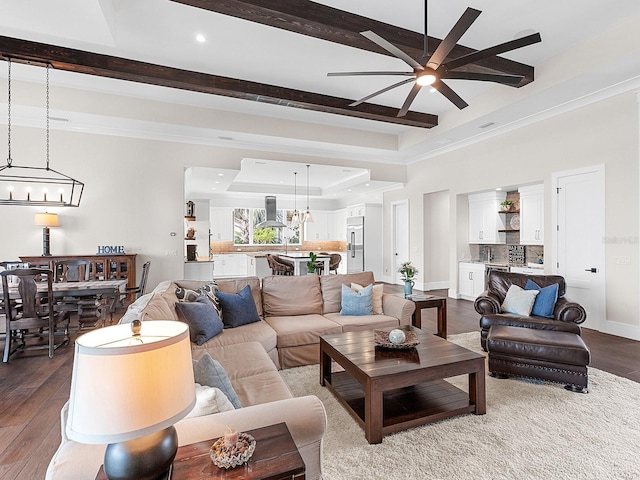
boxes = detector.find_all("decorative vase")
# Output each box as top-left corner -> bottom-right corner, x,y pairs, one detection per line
403,280 -> 414,298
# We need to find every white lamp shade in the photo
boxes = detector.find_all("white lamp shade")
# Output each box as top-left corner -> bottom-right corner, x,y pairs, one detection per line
66,321 -> 196,445
34,212 -> 59,227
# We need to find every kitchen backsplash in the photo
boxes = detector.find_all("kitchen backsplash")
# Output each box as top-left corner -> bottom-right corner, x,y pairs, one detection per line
470,244 -> 544,265
211,240 -> 347,253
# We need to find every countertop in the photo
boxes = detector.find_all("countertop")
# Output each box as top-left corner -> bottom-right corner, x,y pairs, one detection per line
460,260 -> 544,269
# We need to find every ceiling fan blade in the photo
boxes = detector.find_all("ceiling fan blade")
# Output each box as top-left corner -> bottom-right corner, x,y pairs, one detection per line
349,78 -> 415,107
444,33 -> 542,71
433,80 -> 468,110
443,71 -> 523,85
397,82 -> 422,117
361,31 -> 424,71
328,71 -> 414,77
427,7 -> 481,69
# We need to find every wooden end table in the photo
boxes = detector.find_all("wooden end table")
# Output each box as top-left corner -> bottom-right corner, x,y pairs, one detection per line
407,295 -> 447,338
320,326 -> 485,444
95,422 -> 305,480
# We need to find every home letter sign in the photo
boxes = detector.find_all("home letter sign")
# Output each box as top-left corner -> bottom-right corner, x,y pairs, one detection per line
97,245 -> 125,255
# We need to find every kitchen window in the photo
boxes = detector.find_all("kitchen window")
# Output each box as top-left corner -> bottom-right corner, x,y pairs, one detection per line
233,208 -> 301,245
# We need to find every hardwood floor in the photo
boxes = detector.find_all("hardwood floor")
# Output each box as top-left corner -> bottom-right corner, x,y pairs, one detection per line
1,289 -> 638,479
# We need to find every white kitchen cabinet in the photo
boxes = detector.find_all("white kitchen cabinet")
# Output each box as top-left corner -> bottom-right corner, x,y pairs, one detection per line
518,184 -> 544,245
347,204 -> 365,217
468,192 -> 506,244
305,211 -> 330,240
212,254 -> 249,277
332,209 -> 347,241
458,262 -> 486,300
210,207 -> 234,241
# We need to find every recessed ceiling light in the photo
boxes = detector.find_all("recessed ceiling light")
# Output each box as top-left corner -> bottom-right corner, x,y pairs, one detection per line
196,34 -> 206,43
429,88 -> 436,93
215,181 -> 220,184
347,189 -> 352,192
496,187 -> 502,191
217,173 -> 224,177
365,183 -> 370,187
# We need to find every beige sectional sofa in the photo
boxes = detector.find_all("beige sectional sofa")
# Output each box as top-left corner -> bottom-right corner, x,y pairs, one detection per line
46,272 -> 414,480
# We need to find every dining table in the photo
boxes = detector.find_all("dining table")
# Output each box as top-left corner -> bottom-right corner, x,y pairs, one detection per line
279,252 -> 331,276
1,279 -> 127,326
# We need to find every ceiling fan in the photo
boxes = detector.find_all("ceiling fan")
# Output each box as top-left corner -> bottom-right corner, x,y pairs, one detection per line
328,2 -> 541,116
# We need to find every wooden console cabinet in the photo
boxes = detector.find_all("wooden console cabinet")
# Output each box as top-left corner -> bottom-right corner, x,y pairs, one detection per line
20,254 -> 137,291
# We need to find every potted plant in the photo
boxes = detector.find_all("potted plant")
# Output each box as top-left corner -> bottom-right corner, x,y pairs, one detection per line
500,200 -> 513,212
398,261 -> 419,297
307,252 -> 318,274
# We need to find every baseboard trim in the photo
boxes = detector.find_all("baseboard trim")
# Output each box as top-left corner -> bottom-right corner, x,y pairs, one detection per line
604,320 -> 640,341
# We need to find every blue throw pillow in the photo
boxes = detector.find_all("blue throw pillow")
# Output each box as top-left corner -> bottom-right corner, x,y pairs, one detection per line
524,279 -> 559,318
192,352 -> 242,408
340,283 -> 374,316
216,284 -> 261,328
175,295 -> 224,345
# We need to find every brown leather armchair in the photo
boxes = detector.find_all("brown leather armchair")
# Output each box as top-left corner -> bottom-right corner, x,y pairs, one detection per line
475,270 -> 586,351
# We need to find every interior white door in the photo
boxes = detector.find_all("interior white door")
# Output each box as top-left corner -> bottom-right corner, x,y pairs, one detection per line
392,201 -> 409,284
554,166 -> 606,331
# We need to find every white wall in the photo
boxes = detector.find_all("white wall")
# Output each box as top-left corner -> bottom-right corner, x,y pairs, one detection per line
384,91 -> 640,339
423,190 -> 450,290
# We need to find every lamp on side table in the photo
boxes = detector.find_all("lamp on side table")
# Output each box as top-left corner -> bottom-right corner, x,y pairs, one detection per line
65,320 -> 196,480
34,212 -> 59,256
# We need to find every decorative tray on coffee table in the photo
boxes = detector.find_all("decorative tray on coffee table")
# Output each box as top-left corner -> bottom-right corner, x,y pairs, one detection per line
209,432 -> 256,469
374,330 -> 420,349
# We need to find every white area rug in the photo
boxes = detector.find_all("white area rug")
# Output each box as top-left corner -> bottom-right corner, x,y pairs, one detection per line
280,332 -> 640,480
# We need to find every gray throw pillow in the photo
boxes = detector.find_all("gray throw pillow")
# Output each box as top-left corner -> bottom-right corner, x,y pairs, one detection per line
175,295 -> 224,345
501,284 -> 539,316
176,281 -> 223,321
216,285 -> 261,328
192,352 -> 242,408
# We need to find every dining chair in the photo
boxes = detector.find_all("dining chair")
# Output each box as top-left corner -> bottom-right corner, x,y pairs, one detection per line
53,259 -> 100,329
266,255 -> 293,275
1,268 -> 70,363
110,261 -> 151,320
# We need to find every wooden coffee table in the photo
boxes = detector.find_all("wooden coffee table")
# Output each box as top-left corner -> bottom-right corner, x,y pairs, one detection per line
320,326 -> 486,444
95,422 -> 305,480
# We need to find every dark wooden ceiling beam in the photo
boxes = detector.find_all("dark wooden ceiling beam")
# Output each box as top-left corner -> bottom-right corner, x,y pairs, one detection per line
171,0 -> 534,84
0,36 -> 437,129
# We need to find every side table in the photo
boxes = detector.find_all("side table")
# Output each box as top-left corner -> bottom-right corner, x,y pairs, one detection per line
95,422 -> 305,480
408,295 -> 447,338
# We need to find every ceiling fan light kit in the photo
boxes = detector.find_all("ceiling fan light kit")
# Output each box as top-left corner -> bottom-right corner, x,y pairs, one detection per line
329,2 -> 541,117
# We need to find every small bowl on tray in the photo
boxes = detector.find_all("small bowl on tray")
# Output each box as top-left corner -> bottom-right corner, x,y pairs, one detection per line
210,432 -> 256,469
374,329 -> 420,349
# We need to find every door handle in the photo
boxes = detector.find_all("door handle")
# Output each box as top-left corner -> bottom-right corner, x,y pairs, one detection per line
584,267 -> 597,273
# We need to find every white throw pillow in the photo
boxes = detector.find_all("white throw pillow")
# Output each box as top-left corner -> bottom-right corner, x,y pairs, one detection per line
351,283 -> 384,314
185,383 -> 235,418
501,285 -> 539,316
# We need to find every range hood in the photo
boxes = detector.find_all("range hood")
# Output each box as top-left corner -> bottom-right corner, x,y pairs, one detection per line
255,196 -> 287,229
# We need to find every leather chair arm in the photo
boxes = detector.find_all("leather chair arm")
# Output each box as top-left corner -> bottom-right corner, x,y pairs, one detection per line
474,292 -> 501,315
554,297 -> 587,324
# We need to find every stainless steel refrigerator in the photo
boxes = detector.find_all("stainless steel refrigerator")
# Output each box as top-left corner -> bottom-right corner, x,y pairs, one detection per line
346,216 -> 364,273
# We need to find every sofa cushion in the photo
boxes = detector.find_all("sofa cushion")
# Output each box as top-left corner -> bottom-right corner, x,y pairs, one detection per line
140,291 -> 177,321
193,352 -> 242,408
501,285 -> 539,316
340,284 -> 374,315
262,275 -> 322,316
352,282 -> 384,314
177,277 -> 263,318
264,314 -> 342,348
525,279 -> 559,318
201,342 -> 291,406
320,272 -> 375,314
185,384 -> 235,418
190,320 -> 277,361
175,295 -> 224,345
324,312 -> 399,332
216,285 -> 261,328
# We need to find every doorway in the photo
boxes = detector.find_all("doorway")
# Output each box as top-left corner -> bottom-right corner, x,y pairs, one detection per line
553,165 -> 606,331
392,200 -> 409,284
